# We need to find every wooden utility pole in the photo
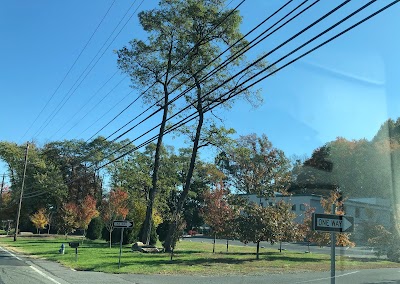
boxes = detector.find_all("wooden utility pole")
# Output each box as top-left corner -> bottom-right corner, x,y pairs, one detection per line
0,173 -> 5,206
14,142 -> 29,242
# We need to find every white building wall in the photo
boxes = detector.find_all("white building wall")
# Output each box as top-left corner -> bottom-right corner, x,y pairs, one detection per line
243,194 -> 391,227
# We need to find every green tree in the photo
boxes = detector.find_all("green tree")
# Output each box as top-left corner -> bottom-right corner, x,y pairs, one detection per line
116,0 -> 186,244
218,133 -> 291,196
0,142 -> 67,227
162,0 -> 263,242
118,0 -> 265,251
108,143 -> 182,243
42,140 -> 104,204
86,217 -> 103,240
236,203 -> 276,260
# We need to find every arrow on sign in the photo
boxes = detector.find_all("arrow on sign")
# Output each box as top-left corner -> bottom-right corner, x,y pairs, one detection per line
113,220 -> 134,228
312,213 -> 354,233
342,216 -> 353,232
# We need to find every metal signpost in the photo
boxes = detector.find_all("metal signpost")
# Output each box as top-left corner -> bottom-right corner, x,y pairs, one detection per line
312,213 -> 354,284
113,220 -> 134,269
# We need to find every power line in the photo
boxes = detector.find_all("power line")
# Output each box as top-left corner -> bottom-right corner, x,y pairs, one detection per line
57,76 -> 128,140
80,89 -> 135,140
71,0 -> 318,170
80,0 -> 249,143
48,70 -> 120,140
19,0 -> 117,143
7,0 -> 397,200
32,0 -> 145,139
94,0 -> 394,173
71,0 -> 341,171
67,0 -> 251,164
23,190 -> 49,199
97,0 -> 325,150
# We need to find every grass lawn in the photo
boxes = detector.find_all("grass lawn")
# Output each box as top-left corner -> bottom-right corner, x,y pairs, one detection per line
0,235 -> 398,275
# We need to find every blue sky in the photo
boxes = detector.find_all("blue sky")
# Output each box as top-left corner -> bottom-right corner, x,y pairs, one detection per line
1,0 -> 399,178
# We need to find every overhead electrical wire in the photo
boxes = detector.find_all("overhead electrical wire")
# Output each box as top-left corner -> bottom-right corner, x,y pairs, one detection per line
67,0 -> 319,172
79,0 -> 250,143
95,0 -> 398,173
22,190 -> 48,199
66,0 -> 251,164
79,89 -> 135,140
89,0 -> 392,174
10,0 -> 397,195
100,0 -> 315,145
31,0 -> 145,139
80,0 -> 334,162
19,0 -> 117,143
48,70 -> 120,140
56,75 -> 128,140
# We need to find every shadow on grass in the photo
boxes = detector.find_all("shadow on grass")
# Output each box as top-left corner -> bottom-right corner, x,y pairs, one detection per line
196,251 -> 327,261
77,253 -> 328,273
119,252 -> 325,267
7,239 -> 111,248
172,249 -> 213,255
345,257 -> 391,263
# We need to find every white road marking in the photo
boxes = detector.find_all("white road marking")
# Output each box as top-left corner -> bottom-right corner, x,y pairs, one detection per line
30,265 -> 62,284
294,271 -> 360,283
1,245 -> 62,284
0,246 -> 22,261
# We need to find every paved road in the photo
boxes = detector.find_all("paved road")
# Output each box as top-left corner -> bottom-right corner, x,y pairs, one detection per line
0,245 -> 399,283
0,246 -> 60,284
182,236 -> 379,259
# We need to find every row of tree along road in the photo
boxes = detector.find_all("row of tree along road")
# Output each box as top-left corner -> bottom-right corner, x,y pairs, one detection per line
1,0 -> 400,261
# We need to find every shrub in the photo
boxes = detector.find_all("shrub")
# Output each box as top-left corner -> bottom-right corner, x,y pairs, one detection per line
86,217 -> 103,240
138,221 -> 158,245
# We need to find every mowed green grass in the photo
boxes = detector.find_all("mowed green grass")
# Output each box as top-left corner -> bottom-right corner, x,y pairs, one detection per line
0,236 -> 398,275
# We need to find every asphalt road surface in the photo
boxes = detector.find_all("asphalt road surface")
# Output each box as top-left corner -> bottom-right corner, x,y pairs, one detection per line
182,236 -> 379,259
0,246 -> 61,284
0,245 -> 399,283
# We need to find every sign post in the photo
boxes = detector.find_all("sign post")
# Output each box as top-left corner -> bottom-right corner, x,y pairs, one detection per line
113,220 -> 133,269
312,213 -> 354,284
118,227 -> 124,269
331,205 -> 335,284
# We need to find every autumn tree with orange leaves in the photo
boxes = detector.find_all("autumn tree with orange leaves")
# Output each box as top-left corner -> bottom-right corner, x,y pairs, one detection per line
100,188 -> 129,248
76,195 -> 99,238
202,183 -> 238,253
300,191 -> 355,248
57,195 -> 99,239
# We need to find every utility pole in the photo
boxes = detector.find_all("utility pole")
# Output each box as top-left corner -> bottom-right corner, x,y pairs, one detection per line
14,142 -> 29,242
0,173 -> 5,206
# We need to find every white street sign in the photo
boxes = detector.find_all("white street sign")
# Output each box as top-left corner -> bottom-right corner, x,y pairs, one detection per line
113,220 -> 134,228
312,213 -> 354,233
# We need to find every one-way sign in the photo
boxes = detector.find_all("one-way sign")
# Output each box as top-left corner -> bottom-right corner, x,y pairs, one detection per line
113,220 -> 134,229
312,213 -> 354,233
